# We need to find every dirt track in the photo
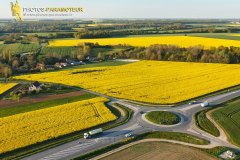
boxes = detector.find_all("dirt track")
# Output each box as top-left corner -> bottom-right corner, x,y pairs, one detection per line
0,91 -> 85,108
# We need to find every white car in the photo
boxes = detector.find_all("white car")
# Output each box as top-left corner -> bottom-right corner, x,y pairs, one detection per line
125,133 -> 132,138
201,101 -> 209,107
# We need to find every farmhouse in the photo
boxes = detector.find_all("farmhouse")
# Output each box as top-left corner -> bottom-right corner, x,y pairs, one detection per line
226,150 -> 235,159
28,81 -> 44,92
219,150 -> 236,159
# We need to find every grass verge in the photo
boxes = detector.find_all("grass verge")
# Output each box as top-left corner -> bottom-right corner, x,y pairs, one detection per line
139,132 -> 210,145
104,103 -> 133,130
195,109 -> 220,137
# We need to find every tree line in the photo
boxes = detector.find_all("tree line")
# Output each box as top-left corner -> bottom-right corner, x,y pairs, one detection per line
113,45 -> 240,64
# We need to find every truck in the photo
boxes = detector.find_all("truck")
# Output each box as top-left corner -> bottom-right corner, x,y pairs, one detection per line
201,101 -> 209,107
84,128 -> 103,139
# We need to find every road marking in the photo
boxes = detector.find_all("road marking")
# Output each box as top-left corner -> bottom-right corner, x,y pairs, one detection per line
95,137 -> 114,143
39,142 -> 96,160
179,104 -> 200,112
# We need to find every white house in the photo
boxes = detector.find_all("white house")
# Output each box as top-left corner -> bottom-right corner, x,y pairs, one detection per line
28,81 -> 44,92
226,150 -> 235,159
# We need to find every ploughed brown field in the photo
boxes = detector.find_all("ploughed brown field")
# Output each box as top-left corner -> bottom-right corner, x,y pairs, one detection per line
0,91 -> 85,108
101,142 -> 216,160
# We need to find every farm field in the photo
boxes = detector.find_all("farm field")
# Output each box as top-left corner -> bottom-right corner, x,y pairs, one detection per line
0,97 -> 116,154
226,24 -> 240,27
230,34 -> 240,36
189,33 -> 240,41
40,46 -> 81,57
90,47 -> 127,57
40,46 -> 126,57
24,32 -> 62,36
86,23 -> 125,27
101,142 -> 216,160
0,43 -> 40,54
211,98 -> 240,146
15,61 -> 240,104
58,61 -> 131,71
0,93 -> 96,118
123,33 -> 240,40
48,35 -> 240,48
0,83 -> 18,95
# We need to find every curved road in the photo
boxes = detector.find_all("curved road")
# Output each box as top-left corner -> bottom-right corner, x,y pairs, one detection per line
22,89 -> 240,160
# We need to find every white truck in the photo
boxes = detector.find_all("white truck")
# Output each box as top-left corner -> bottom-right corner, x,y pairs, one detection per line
84,128 -> 103,139
201,101 -> 209,107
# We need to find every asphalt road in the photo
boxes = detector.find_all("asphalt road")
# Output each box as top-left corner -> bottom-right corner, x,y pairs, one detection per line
22,89 -> 240,160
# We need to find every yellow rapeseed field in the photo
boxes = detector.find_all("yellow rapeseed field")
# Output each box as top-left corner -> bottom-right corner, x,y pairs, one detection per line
230,34 -> 240,37
48,36 -> 240,48
87,23 -> 124,27
0,83 -> 18,95
227,24 -> 240,27
0,97 -> 116,154
15,61 -> 240,104
87,24 -> 114,27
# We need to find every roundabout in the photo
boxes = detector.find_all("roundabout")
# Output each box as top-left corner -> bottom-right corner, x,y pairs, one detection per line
23,88 -> 240,160
144,111 -> 181,126
141,111 -> 186,128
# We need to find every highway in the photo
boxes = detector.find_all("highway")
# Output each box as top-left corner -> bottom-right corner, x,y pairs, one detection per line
22,89 -> 240,160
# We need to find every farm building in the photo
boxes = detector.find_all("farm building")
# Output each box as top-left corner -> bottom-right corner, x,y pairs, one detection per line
28,81 -> 44,91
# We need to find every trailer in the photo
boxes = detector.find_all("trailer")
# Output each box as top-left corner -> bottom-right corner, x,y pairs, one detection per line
84,128 -> 103,139
201,101 -> 209,107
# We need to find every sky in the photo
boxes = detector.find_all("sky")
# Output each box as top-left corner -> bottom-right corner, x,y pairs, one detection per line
0,0 -> 239,19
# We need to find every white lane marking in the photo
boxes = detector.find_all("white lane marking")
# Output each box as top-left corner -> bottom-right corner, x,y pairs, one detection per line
95,137 -> 113,143
39,142 -> 96,160
180,104 -> 200,112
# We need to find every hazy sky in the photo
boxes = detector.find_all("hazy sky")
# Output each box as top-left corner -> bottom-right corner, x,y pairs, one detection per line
0,0 -> 239,19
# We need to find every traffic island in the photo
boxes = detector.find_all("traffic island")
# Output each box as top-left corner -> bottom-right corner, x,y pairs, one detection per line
144,111 -> 181,126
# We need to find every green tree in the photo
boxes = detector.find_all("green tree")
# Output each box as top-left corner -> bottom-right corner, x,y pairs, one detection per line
3,66 -> 12,78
